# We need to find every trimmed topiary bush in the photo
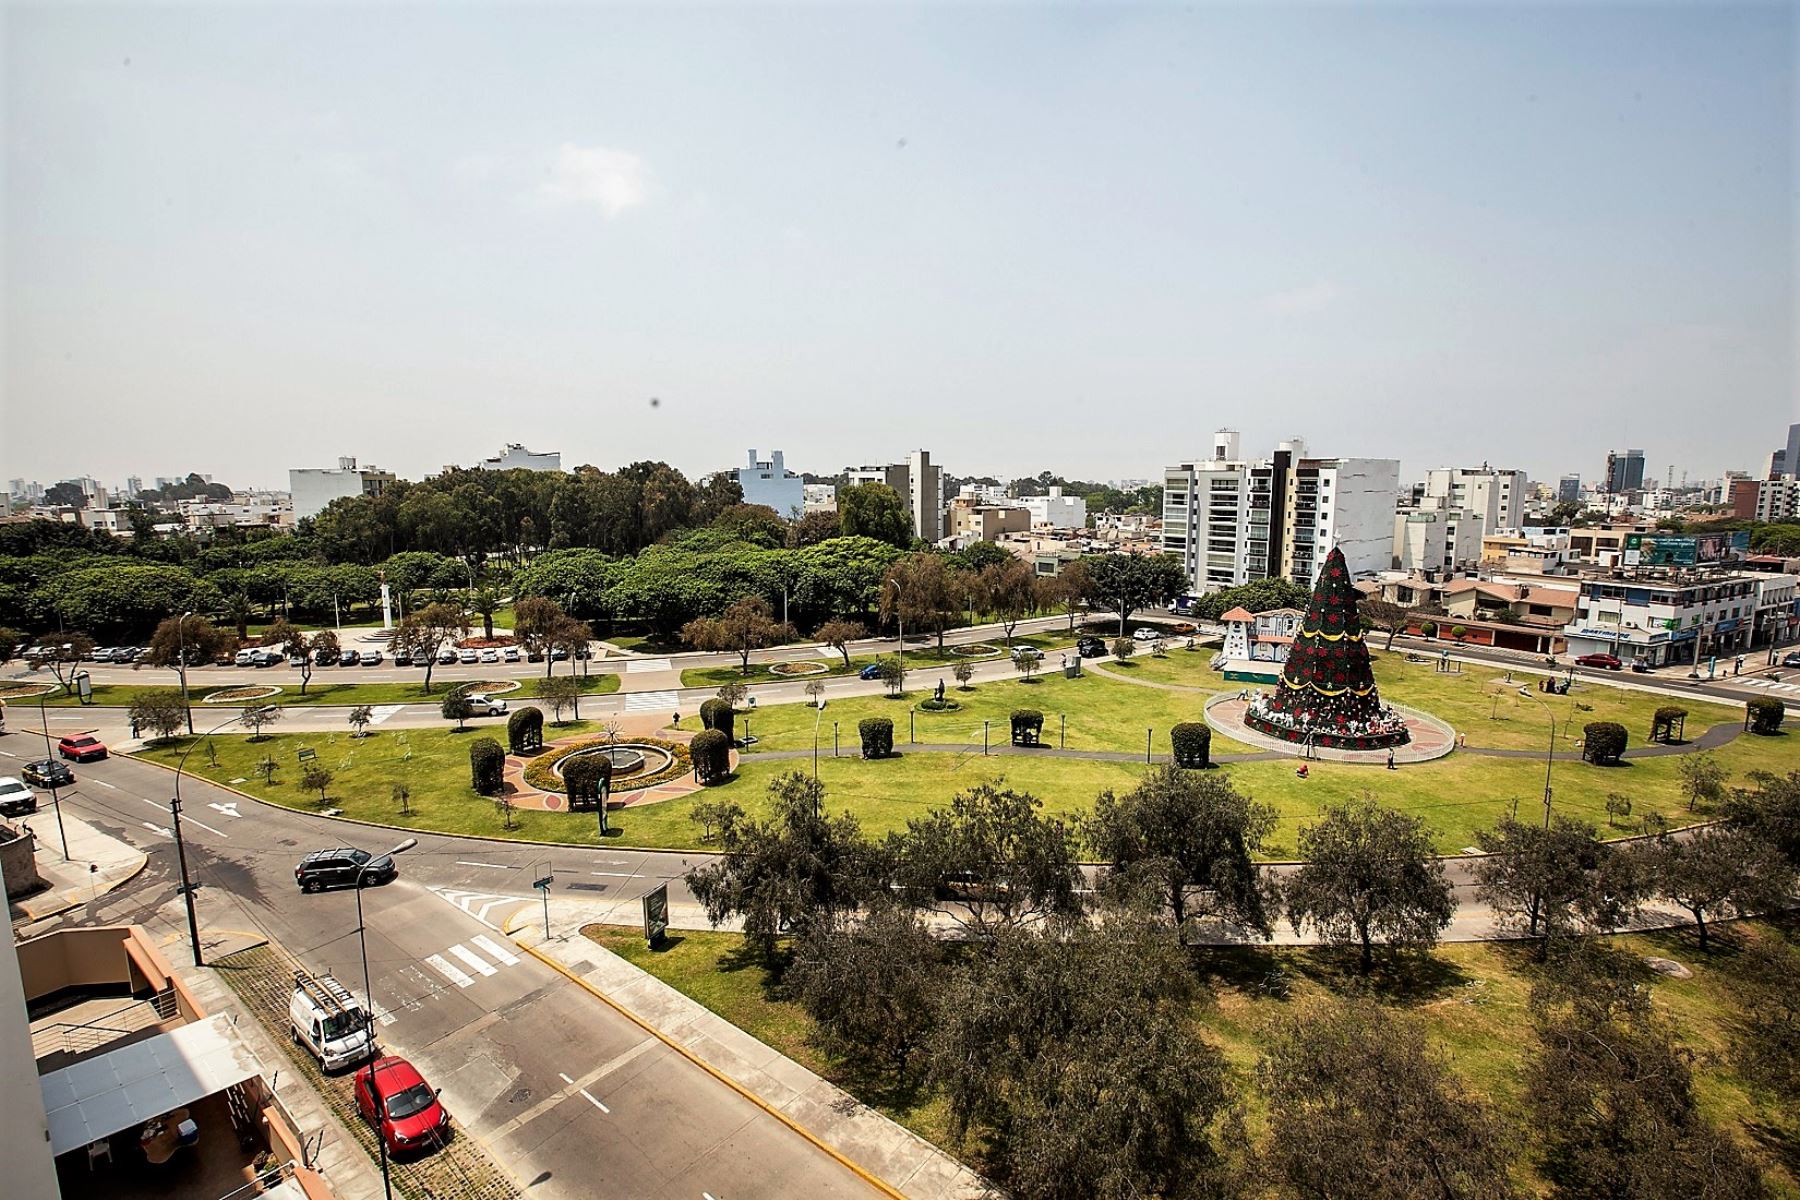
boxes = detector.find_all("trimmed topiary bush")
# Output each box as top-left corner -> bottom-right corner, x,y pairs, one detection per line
859,716 -> 894,759
1419,620 -> 1438,638
507,706 -> 544,754
1748,696 -> 1785,736
1582,721 -> 1628,765
690,729 -> 731,785
1010,709 -> 1044,746
700,698 -> 736,743
564,754 -> 613,811
1649,706 -> 1686,744
469,737 -> 505,794
1171,722 -> 1212,768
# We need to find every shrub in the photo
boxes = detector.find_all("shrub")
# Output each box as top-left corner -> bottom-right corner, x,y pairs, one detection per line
1449,624 -> 1468,641
1582,721 -> 1628,765
876,657 -> 906,696
564,754 -> 613,810
953,662 -> 975,689
1112,637 -> 1135,661
859,716 -> 894,759
690,729 -> 731,785
507,706 -> 544,754
469,737 -> 505,794
1420,620 -> 1438,638
1649,706 -> 1686,744
1748,696 -> 1785,736
1010,708 -> 1044,746
441,692 -> 473,730
1171,722 -> 1212,768
700,698 -> 736,743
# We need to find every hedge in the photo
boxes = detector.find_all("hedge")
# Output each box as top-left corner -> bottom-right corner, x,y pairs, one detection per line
1582,721 -> 1628,765
564,754 -> 613,810
700,698 -> 736,743
1010,709 -> 1044,746
469,737 -> 505,794
691,729 -> 732,785
1748,696 -> 1785,736
859,717 -> 894,759
1171,722 -> 1212,768
507,706 -> 544,754
1649,706 -> 1686,744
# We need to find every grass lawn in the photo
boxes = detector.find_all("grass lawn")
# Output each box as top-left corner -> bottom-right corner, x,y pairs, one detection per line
678,632 -> 1078,689
22,672 -> 620,708
582,919 -> 1800,1196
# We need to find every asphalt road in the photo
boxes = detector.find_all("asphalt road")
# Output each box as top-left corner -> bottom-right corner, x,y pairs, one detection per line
4,733 -> 877,1200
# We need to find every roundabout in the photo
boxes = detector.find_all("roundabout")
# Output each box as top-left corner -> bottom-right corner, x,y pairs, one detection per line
509,733 -> 707,812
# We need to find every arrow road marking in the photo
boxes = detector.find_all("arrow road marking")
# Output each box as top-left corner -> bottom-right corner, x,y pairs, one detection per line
207,801 -> 240,818
141,822 -> 172,839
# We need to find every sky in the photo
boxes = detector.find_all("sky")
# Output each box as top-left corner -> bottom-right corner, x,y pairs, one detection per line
3,2 -> 1794,494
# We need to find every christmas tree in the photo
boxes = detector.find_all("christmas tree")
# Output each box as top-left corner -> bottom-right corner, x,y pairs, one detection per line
1244,546 -> 1408,748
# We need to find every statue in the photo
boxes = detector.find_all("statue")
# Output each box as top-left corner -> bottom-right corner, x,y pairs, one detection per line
934,677 -> 946,704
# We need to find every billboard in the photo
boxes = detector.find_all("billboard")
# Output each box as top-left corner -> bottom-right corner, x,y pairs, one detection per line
1622,531 -> 1751,567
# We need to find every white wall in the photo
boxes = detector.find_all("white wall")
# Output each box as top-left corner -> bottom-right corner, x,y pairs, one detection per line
1321,458 -> 1401,580
0,936 -> 61,1199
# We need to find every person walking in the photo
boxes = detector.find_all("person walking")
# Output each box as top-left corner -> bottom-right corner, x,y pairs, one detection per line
1386,747 -> 1396,770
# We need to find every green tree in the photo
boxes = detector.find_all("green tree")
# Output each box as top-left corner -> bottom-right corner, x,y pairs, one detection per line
814,619 -> 866,669
1082,553 -> 1188,637
785,510 -> 843,549
266,619 -> 313,695
881,553 -> 963,652
681,595 -> 796,674
441,691 -> 473,731
128,689 -> 188,742
535,674 -> 580,724
1285,797 -> 1455,973
394,602 -> 469,693
837,482 -> 913,548
1035,560 -> 1090,633
1677,749 -> 1728,812
144,615 -> 233,731
976,558 -> 1037,645
300,763 -> 334,806
347,705 -> 375,738
1087,766 -> 1277,936
1646,825 -> 1794,952
787,904 -> 943,1079
1473,816 -> 1644,958
240,703 -> 280,740
1731,940 -> 1800,1104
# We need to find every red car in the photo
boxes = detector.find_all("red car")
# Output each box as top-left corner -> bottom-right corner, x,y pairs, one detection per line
1574,653 -> 1623,671
57,734 -> 109,762
354,1057 -> 449,1157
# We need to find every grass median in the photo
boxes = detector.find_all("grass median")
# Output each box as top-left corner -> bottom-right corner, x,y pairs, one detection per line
14,672 -> 620,709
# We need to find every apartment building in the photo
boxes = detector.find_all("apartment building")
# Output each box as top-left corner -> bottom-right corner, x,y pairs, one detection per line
1563,573 -> 1764,666
288,457 -> 397,520
735,449 -> 805,517
1729,476 -> 1799,523
1162,431 -> 1398,593
1024,486 -> 1087,530
846,449 -> 943,541
947,498 -> 1029,542
472,443 -> 561,472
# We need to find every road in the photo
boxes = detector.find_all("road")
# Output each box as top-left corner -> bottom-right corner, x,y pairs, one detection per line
2,731 -> 878,1200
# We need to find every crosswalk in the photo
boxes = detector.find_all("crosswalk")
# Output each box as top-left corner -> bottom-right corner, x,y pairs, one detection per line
624,658 -> 672,673
422,934 -> 523,989
366,704 -> 407,726
622,688 -> 680,713
426,886 -> 526,929
1739,677 -> 1800,696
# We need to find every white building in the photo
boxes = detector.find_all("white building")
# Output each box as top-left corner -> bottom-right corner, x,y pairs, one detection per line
1562,574 -> 1766,667
1217,605 -> 1304,683
958,483 -> 1010,505
1024,486 -> 1087,530
1417,466 -> 1527,532
473,443 -> 561,472
803,483 -> 838,514
736,450 -> 805,518
289,457 -> 398,520
1162,431 -> 1399,593
846,449 -> 943,541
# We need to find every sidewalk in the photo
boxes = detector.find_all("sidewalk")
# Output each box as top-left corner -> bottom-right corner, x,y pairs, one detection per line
509,898 -> 987,1200
9,808 -> 148,921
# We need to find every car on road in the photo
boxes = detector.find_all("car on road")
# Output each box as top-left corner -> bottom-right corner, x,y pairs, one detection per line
1076,636 -> 1108,657
1574,653 -> 1623,670
502,646 -> 520,663
458,648 -> 479,665
288,654 -> 307,668
858,663 -> 882,680
57,734 -> 108,762
295,847 -> 398,892
359,650 -> 383,666
1131,627 -> 1162,642
22,759 -> 73,788
478,648 -> 499,664
462,693 -> 509,716
354,1056 -> 450,1158
0,777 -> 38,817
549,648 -> 569,662
1630,660 -> 1653,673
339,648 -> 360,667
1784,651 -> 1800,669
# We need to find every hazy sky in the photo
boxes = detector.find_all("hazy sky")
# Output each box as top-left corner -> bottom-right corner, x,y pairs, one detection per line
3,3 -> 1793,493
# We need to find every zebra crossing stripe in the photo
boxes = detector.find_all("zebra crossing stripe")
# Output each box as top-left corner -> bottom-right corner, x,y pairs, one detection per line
449,944 -> 498,977
625,658 -> 672,673
471,934 -> 520,966
425,953 -> 474,989
622,689 -> 679,713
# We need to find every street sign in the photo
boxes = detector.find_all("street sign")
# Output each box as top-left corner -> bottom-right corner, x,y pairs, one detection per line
74,671 -> 93,704
643,884 -> 669,948
297,747 -> 318,763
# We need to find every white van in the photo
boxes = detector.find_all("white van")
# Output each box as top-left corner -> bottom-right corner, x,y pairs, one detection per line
289,970 -> 373,1070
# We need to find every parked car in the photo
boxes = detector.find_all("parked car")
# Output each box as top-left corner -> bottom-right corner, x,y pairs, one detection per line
89,646 -> 115,663
1784,651 -> 1800,668
254,650 -> 283,668
359,650 -> 383,666
290,971 -> 373,1071
288,654 -> 307,668
478,649 -> 499,664
0,777 -> 38,817
858,663 -> 882,680
549,648 -> 568,662
339,649 -> 360,667
1076,636 -> 1108,657
392,650 -> 413,667
462,693 -> 508,717
295,847 -> 398,893
1574,653 -> 1623,671
458,648 -> 479,664
57,734 -> 108,762
354,1056 -> 450,1158
234,648 -> 257,666
437,648 -> 458,665
502,647 -> 521,663
526,649 -> 544,663
315,647 -> 337,666
22,759 -> 73,788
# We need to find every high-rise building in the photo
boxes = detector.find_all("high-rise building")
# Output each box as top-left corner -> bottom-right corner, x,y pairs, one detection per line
289,456 -> 398,519
1162,432 -> 1398,592
1784,424 -> 1800,483
846,450 -> 944,541
1605,449 -> 1646,494
735,450 -> 805,517
124,475 -> 143,499
1557,475 -> 1581,503
1418,466 -> 1527,532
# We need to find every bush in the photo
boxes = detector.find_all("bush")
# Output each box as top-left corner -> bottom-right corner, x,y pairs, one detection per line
1748,696 -> 1785,735
1171,722 -> 1212,768
1420,620 -> 1438,638
441,692 -> 473,729
1112,637 -> 1135,661
1010,708 -> 1044,746
469,737 -> 505,794
1449,624 -> 1468,641
1582,721 -> 1628,765
690,729 -> 731,785
1650,706 -> 1686,744
700,698 -> 736,743
859,716 -> 894,759
564,754 -> 612,810
507,706 -> 544,754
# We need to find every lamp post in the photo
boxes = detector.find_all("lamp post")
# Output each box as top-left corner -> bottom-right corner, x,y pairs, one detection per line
1519,688 -> 1557,828
35,692 -> 69,860
356,837 -> 417,1200
172,707 -> 274,966
812,696 -> 828,779
176,610 -> 195,734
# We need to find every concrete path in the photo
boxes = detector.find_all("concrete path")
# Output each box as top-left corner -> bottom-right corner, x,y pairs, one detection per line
9,808 -> 148,921
509,899 -> 986,1200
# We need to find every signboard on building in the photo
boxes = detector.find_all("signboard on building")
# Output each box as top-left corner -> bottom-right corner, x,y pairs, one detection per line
1622,532 -> 1752,567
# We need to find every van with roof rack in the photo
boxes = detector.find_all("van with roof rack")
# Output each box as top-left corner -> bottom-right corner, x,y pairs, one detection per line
289,969 -> 374,1070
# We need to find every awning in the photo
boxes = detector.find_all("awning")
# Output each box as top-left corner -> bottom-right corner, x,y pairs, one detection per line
40,1013 -> 264,1155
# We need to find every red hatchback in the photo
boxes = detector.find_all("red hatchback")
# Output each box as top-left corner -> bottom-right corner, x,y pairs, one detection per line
57,734 -> 108,762
354,1057 -> 449,1157
1574,653 -> 1623,671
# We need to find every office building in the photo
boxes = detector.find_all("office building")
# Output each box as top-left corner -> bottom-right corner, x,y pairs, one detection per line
846,449 -> 943,541
1557,475 -> 1581,504
735,450 -> 805,517
1731,476 -> 1800,523
947,498 -> 1030,542
288,457 -> 398,520
1162,431 -> 1398,593
1563,574 -> 1767,666
1605,449 -> 1646,494
1784,424 -> 1800,482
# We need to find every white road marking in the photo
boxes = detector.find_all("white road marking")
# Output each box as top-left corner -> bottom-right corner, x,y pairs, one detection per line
207,801 -> 240,817
93,779 -> 117,790
470,934 -> 520,966
625,658 -> 672,673
141,821 -> 172,839
0,750 -> 16,758
579,1088 -> 609,1113
424,953 -> 474,989
130,793 -> 228,837
622,689 -> 679,713
448,943 -> 498,977
558,1073 -> 574,1085
705,1192 -> 721,1200
424,886 -> 524,930
589,871 -> 641,878
367,704 -> 406,726
455,861 -> 511,870
593,859 -> 633,866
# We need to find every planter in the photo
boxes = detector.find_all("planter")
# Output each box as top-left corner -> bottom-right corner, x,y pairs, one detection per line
0,682 -> 58,700
522,736 -> 692,794
202,685 -> 283,704
768,661 -> 828,677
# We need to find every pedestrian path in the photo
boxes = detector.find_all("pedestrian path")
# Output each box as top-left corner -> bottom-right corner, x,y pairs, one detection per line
426,885 -> 529,929
1738,676 -> 1800,696
424,935 -> 525,989
622,688 -> 681,713
624,658 -> 673,673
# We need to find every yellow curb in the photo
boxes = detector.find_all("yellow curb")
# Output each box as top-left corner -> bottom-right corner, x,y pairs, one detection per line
502,912 -> 907,1200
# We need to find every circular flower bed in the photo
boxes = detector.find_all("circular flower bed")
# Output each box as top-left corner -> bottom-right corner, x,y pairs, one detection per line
769,661 -> 828,677
203,685 -> 283,704
917,698 -> 962,713
453,679 -> 521,696
523,735 -> 692,795
949,642 -> 1002,658
0,681 -> 58,700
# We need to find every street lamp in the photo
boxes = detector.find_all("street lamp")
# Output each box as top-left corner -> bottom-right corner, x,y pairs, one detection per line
176,610 -> 195,735
35,692 -> 70,860
890,580 -> 905,655
355,837 -> 417,1200
812,695 -> 828,779
171,707 -> 275,966
1518,687 -> 1557,828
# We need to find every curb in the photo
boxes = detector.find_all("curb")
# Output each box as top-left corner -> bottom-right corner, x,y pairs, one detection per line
10,847 -> 152,923
502,910 -> 910,1200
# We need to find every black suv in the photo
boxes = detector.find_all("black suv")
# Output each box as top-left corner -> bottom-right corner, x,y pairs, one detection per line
295,848 -> 398,893
1076,636 -> 1108,657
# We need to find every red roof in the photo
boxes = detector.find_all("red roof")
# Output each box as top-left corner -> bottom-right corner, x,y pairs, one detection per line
1219,606 -> 1256,622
